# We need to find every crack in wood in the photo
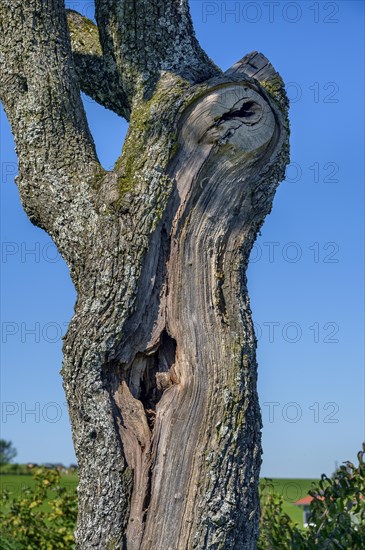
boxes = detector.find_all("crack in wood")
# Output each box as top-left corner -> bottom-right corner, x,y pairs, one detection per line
104,328 -> 178,546
219,100 -> 262,124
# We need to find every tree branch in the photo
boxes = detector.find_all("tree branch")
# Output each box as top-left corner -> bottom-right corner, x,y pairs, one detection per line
94,0 -> 221,103
67,10 -> 130,120
0,0 -> 100,264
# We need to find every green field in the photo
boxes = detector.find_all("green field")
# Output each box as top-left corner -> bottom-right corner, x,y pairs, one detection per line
0,473 -> 78,495
0,475 -> 317,526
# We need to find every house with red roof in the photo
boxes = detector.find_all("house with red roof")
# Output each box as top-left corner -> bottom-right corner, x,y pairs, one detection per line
294,494 -> 363,527
294,495 -> 315,526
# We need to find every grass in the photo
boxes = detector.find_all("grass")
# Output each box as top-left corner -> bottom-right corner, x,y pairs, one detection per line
0,473 -> 78,495
0,474 -> 317,526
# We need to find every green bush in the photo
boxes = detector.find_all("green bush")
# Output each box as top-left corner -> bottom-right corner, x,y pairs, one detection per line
306,444 -> 365,549
0,467 -> 77,550
258,478 -> 306,550
258,443 -> 365,549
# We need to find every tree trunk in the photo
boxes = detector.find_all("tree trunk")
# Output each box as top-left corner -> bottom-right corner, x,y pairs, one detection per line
0,1 -> 289,548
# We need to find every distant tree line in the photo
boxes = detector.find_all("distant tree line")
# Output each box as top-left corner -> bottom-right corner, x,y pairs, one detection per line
0,440 -> 17,466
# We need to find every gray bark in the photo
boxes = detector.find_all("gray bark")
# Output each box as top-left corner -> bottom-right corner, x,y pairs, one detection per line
0,1 -> 289,548
67,9 -> 130,119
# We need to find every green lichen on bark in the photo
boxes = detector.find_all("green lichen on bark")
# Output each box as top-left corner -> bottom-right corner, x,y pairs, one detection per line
115,101 -> 152,197
67,10 -> 102,56
115,75 -> 191,204
261,74 -> 288,112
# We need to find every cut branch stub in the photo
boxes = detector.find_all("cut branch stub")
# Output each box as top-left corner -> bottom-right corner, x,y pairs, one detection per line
178,84 -> 275,152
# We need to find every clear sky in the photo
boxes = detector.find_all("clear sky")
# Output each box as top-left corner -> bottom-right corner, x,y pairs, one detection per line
1,0 -> 364,478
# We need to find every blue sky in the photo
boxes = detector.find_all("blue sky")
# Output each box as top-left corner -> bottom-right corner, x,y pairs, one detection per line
1,0 -> 364,478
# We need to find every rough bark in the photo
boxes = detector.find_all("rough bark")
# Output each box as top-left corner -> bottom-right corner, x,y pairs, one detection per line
93,0 -> 219,105
67,9 -> 130,119
0,1 -> 289,548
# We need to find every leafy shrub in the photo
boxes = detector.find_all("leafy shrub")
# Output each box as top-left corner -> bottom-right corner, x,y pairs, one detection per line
0,467 -> 77,550
306,444 -> 365,549
258,478 -> 305,550
258,443 -> 365,549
